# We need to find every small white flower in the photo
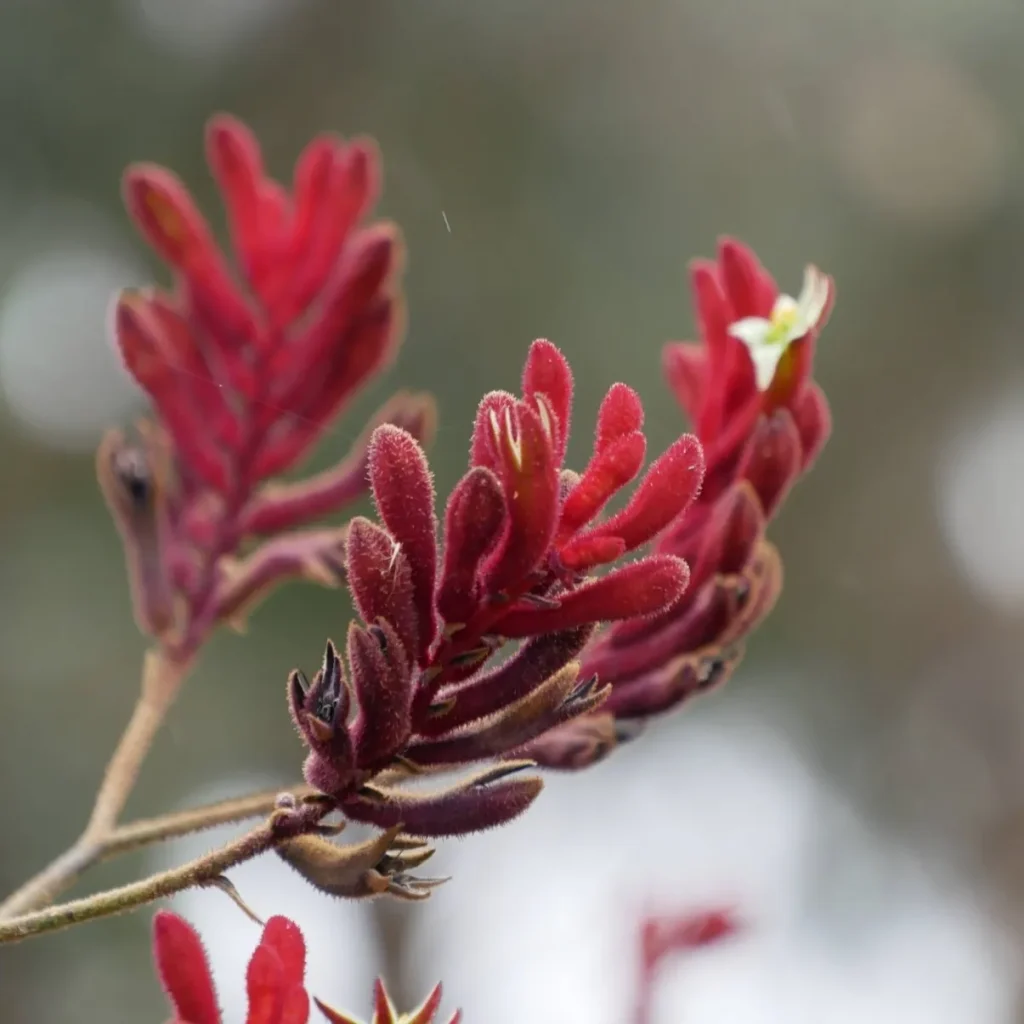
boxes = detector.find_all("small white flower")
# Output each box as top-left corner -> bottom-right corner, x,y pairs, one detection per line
727,265 -> 830,392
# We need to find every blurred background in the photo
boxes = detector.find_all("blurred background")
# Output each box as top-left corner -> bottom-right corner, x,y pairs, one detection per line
2,0 -> 1024,1020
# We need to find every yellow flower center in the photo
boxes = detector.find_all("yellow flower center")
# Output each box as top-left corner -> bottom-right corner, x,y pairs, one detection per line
765,300 -> 799,347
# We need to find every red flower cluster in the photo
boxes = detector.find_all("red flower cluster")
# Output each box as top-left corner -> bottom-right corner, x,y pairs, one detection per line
152,910 -> 457,1024
525,239 -> 833,766
100,115 -> 432,659
285,339 -> 704,841
110,116 -> 833,872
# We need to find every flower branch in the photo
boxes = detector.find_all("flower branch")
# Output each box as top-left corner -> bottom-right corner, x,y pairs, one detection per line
0,113 -> 427,921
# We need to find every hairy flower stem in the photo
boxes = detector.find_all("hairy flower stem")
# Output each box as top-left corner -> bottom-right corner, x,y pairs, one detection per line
103,784 -> 316,859
0,650 -> 189,919
0,821 -> 282,945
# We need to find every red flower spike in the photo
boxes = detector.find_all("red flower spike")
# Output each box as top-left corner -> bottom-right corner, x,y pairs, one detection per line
153,910 -> 221,1024
285,340 -> 712,849
522,338 -> 574,461
436,466 -> 507,626
548,239 -> 833,752
497,555 -> 690,638
110,115 -> 408,659
367,426 -> 438,664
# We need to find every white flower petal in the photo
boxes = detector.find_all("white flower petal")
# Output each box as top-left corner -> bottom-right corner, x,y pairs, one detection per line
798,265 -> 831,332
795,266 -> 817,314
749,343 -> 787,391
727,316 -> 773,348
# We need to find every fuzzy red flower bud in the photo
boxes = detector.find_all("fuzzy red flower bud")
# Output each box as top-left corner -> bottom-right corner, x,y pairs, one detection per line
478,397 -> 560,595
436,467 -> 507,626
367,425 -> 439,664
346,517 -> 420,662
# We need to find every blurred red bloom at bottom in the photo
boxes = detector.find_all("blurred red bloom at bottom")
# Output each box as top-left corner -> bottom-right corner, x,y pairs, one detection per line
152,910 -> 458,1024
634,908 -> 739,1024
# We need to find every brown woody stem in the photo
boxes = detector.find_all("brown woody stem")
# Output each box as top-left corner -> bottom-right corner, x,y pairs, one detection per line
0,650 -> 188,919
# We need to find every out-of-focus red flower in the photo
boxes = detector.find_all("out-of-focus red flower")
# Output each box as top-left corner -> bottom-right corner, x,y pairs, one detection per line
151,911 -> 458,1024
316,979 -> 460,1024
524,239 -> 833,765
634,908 -> 739,1024
99,115 -> 433,660
153,910 -> 309,1024
281,340 -> 704,849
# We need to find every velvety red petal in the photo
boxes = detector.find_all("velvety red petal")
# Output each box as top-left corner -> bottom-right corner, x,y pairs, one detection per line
583,433 -> 705,553
367,425 -> 439,663
522,339 -> 574,461
152,911 -> 221,1024
245,942 -> 285,1024
497,554 -> 690,637
594,382 -> 644,453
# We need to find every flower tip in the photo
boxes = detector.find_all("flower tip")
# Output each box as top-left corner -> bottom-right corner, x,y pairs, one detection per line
716,235 -> 758,267
205,110 -> 250,145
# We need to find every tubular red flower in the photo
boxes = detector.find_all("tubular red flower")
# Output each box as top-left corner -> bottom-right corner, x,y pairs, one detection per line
108,114 -> 416,660
533,238 -> 833,768
285,339 -> 708,843
152,911 -> 456,1024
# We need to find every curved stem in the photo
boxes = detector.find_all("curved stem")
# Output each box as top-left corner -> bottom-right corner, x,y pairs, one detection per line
0,651 -> 188,919
0,823 -> 277,944
102,784 -> 316,859
0,801 -> 331,945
